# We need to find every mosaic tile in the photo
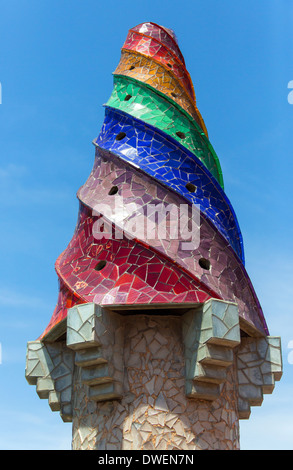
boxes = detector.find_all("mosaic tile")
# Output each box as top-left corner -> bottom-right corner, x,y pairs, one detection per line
25,23 -> 282,451
130,22 -> 185,65
123,30 -> 195,102
37,21 -> 273,344
76,149 -> 268,335
106,75 -> 223,186
237,336 -> 282,418
113,50 -> 208,136
25,340 -> 74,422
94,107 -> 243,262
70,314 -> 240,449
40,202 -> 218,338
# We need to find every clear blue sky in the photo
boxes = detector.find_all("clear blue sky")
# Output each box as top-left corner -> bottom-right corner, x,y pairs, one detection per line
0,0 -> 292,450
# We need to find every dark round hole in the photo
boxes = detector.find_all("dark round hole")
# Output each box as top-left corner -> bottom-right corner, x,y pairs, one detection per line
108,185 -> 119,195
129,65 -> 135,70
199,258 -> 211,270
115,132 -> 126,141
176,131 -> 186,139
171,92 -> 177,98
124,94 -> 132,101
185,183 -> 196,193
95,260 -> 107,271
167,63 -> 172,68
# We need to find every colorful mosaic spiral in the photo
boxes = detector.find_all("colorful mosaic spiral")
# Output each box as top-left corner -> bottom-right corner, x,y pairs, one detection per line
40,22 -> 269,339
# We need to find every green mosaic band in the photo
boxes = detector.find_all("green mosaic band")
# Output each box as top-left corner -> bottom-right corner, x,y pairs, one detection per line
106,74 -> 224,189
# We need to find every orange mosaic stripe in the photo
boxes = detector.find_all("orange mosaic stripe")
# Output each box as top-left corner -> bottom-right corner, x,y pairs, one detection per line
123,30 -> 196,102
114,49 -> 208,138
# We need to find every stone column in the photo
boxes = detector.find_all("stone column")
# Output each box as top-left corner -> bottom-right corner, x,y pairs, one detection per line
25,299 -> 282,450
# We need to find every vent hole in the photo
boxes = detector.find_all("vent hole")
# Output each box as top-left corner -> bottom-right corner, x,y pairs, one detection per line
124,94 -> 132,101
108,185 -> 119,195
171,92 -> 177,98
167,63 -> 172,68
129,65 -> 135,70
199,258 -> 210,270
185,183 -> 196,193
176,131 -> 186,139
115,132 -> 126,141
95,260 -> 107,271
